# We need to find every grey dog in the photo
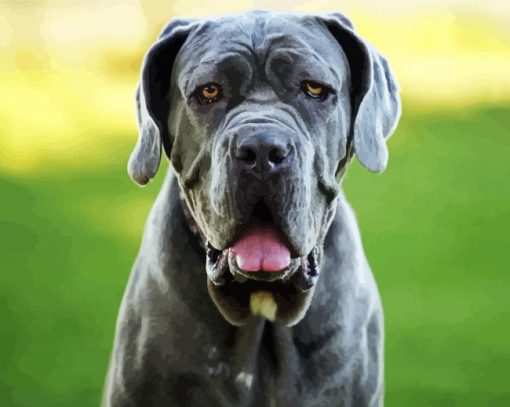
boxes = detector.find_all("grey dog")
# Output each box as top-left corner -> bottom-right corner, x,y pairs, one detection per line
103,10 -> 401,407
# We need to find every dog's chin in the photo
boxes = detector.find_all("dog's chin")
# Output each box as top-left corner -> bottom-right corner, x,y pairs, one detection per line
205,245 -> 321,327
207,278 -> 317,327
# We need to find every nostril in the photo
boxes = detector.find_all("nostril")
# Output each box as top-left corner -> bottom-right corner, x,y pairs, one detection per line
235,134 -> 293,173
238,147 -> 257,166
268,147 -> 287,165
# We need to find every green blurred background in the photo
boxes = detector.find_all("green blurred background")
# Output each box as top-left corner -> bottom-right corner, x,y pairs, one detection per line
1,1 -> 509,406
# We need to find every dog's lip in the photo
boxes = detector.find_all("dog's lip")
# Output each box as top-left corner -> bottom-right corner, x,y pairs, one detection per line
205,239 -> 300,286
227,248 -> 300,282
206,241 -> 321,291
208,223 -> 301,261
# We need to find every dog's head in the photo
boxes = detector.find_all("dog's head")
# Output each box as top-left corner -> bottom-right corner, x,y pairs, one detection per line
128,11 -> 400,326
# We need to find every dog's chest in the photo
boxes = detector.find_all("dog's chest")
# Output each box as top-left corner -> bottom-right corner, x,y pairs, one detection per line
200,347 -> 296,407
193,328 -> 342,407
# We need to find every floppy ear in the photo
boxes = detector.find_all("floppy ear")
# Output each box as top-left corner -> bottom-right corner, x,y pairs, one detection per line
320,13 -> 401,173
128,19 -> 196,185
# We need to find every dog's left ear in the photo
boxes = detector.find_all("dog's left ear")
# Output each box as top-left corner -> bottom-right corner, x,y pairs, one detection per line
128,19 -> 197,185
320,13 -> 401,173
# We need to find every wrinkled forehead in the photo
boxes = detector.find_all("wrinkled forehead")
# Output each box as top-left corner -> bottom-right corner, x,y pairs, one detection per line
175,12 -> 349,86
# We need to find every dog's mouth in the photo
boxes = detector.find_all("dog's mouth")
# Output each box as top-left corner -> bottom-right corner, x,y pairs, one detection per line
205,201 -> 321,326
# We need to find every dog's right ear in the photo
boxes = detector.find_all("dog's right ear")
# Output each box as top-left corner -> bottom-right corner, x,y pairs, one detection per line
128,19 -> 196,185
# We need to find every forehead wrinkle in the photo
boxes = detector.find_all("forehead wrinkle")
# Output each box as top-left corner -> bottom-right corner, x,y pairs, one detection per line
177,24 -> 256,94
264,17 -> 348,68
178,19 -> 252,66
264,28 -> 344,71
265,47 -> 343,86
179,50 -> 253,94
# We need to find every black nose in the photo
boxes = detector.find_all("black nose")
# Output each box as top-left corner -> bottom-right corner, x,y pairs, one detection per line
235,133 -> 294,173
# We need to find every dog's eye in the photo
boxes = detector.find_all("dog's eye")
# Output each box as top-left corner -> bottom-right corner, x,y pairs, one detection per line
302,81 -> 330,101
195,83 -> 222,105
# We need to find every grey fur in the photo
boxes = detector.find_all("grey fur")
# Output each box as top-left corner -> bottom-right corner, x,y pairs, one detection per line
105,10 -> 400,406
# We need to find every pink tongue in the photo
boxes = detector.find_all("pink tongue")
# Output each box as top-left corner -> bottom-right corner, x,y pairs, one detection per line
231,222 -> 291,272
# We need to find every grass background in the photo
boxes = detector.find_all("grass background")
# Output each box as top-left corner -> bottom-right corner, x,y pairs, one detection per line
1,1 -> 510,405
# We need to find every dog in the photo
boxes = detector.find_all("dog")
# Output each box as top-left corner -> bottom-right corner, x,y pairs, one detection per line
103,10 -> 401,407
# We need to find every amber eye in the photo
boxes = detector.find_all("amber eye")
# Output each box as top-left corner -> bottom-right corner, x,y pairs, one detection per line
195,83 -> 222,104
302,80 -> 330,101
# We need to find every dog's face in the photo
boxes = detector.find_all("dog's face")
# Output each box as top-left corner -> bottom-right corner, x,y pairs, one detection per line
128,11 -> 400,326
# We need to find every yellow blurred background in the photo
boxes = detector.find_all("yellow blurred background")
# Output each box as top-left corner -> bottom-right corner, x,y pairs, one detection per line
1,0 -> 510,174
1,1 -> 510,406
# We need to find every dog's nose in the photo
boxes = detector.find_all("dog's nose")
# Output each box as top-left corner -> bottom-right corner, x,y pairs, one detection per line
235,133 -> 294,173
